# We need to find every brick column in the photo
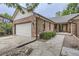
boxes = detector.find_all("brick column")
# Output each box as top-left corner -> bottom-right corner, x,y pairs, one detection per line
57,24 -> 59,32
12,23 -> 14,35
71,23 -> 73,34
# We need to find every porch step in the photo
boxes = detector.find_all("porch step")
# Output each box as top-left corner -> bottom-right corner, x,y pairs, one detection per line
56,32 -> 72,35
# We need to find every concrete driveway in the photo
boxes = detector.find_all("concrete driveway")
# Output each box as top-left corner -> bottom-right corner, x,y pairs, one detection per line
0,35 -> 35,55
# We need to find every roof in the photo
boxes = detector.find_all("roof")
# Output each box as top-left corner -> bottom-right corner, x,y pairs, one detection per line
33,12 -> 55,23
50,13 -> 79,23
12,7 -> 55,23
12,7 -> 33,21
12,6 -> 79,23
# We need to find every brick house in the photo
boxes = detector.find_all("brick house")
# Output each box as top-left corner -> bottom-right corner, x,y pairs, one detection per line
50,13 -> 79,38
12,8 -> 55,39
12,7 -> 79,39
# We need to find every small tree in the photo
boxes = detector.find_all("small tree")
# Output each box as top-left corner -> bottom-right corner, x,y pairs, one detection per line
0,22 -> 5,36
0,22 -> 12,35
0,12 -> 12,19
56,3 -> 79,16
3,23 -> 12,35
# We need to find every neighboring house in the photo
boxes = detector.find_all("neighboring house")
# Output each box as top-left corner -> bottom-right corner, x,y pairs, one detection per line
0,15 -> 12,35
12,8 -> 55,39
0,15 -> 12,23
50,13 -> 79,38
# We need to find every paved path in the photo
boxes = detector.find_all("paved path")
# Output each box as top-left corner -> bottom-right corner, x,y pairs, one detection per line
1,33 -> 79,56
0,35 -> 35,55
46,35 -> 65,56
26,34 -> 65,56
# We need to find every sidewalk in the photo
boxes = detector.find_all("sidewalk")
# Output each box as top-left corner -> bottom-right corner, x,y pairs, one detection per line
26,34 -> 65,56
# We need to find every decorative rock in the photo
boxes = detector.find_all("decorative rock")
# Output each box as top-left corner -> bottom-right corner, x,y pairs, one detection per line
61,47 -> 79,56
1,46 -> 33,56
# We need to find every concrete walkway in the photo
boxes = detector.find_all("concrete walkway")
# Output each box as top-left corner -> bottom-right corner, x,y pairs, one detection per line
0,35 -> 35,55
1,33 -> 79,56
26,34 -> 65,56
46,35 -> 65,56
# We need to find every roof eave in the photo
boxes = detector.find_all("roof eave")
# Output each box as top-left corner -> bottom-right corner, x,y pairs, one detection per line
33,12 -> 55,23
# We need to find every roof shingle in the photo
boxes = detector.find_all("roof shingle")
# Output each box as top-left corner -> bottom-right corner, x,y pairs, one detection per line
50,13 -> 79,23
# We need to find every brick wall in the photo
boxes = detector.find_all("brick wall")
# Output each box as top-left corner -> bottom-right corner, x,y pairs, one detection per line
37,18 -> 44,36
13,15 -> 36,37
77,22 -> 79,37
45,21 -> 50,31
67,23 -> 71,33
51,23 -> 54,31
71,23 -> 76,35
13,15 -> 54,38
71,19 -> 79,37
73,20 -> 79,37
36,17 -> 54,36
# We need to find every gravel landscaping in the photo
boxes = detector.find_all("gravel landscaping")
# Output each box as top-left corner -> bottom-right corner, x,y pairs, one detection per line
1,46 -> 33,56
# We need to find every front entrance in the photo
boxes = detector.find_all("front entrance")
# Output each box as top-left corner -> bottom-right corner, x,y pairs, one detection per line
59,24 -> 67,32
55,24 -> 67,32
59,24 -> 63,32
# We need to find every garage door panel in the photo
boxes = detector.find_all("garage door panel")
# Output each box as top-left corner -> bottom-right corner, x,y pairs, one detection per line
16,23 -> 31,37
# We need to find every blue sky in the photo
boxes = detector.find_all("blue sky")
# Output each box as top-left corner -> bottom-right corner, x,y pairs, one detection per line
34,3 -> 67,18
0,4 -> 15,16
0,3 -> 68,17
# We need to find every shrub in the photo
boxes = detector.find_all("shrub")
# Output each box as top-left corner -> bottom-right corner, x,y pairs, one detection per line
0,29 -> 5,36
51,32 -> 56,37
40,32 -> 56,40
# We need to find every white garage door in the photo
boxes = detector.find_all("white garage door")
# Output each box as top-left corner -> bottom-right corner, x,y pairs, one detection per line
16,23 -> 32,37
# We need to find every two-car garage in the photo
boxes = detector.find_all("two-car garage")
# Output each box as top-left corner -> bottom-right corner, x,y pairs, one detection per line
15,23 -> 32,37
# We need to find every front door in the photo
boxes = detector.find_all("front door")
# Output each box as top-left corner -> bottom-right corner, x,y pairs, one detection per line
59,24 -> 63,32
59,24 -> 67,32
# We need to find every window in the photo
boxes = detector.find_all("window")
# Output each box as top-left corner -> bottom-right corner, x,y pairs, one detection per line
49,22 -> 51,30
54,24 -> 57,30
43,20 -> 45,31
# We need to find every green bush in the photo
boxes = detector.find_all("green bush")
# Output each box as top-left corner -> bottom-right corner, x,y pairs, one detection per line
0,29 -> 5,36
40,32 -> 56,40
51,32 -> 56,37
